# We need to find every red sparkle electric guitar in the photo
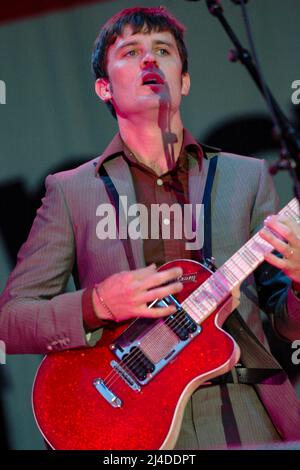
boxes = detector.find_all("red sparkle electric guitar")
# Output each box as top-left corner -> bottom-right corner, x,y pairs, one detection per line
32,199 -> 298,450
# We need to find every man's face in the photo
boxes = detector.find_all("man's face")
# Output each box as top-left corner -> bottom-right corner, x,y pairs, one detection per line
96,25 -> 190,119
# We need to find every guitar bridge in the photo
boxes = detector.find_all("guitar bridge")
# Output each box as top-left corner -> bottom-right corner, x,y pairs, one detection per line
110,360 -> 141,391
93,378 -> 122,408
93,361 -> 141,409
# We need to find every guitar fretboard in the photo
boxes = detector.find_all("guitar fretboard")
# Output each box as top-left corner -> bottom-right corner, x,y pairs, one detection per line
183,197 -> 299,323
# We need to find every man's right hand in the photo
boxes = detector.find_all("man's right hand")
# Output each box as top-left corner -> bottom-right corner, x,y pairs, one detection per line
92,264 -> 183,323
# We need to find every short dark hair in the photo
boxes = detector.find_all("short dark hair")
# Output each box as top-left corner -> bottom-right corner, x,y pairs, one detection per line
91,6 -> 188,118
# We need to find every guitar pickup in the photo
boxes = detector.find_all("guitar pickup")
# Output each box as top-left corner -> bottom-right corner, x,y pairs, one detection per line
109,295 -> 202,386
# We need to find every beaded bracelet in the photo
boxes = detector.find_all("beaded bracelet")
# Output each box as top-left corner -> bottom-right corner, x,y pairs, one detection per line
93,284 -> 117,321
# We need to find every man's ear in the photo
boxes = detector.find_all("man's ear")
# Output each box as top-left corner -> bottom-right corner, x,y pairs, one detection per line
181,72 -> 191,96
95,78 -> 112,102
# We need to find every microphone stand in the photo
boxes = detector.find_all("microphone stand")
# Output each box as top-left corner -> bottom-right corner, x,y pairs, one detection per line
205,0 -> 300,203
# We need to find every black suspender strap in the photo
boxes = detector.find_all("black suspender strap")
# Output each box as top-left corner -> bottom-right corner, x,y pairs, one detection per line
98,165 -> 137,271
201,155 -> 218,261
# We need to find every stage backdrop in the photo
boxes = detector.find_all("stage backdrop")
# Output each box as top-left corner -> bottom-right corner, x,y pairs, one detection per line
0,0 -> 299,449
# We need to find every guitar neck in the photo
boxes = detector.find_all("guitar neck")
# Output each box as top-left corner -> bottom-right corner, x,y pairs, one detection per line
183,197 -> 299,324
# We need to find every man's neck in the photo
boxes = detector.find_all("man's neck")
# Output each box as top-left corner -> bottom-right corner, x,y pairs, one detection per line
118,114 -> 184,176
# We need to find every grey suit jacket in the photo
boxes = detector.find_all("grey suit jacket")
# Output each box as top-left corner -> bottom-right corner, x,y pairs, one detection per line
1,133 -> 299,354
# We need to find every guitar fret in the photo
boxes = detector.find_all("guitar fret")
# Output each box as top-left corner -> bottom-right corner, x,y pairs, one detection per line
193,281 -> 219,306
285,206 -> 299,222
220,264 -> 240,285
211,283 -> 227,301
183,297 -> 205,317
192,305 -> 208,322
193,290 -> 216,311
279,200 -> 299,220
227,256 -> 248,277
242,245 -> 260,264
206,286 -> 221,304
208,275 -> 230,298
190,298 -> 210,321
203,282 -> 222,303
190,292 -> 208,313
193,290 -> 211,306
248,235 -> 272,258
182,298 -> 205,323
235,252 -> 253,273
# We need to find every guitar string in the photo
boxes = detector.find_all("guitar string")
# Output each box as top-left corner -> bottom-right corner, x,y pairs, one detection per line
104,299 -> 204,389
103,200 -> 299,391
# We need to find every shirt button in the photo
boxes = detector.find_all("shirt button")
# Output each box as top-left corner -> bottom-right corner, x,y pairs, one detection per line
156,178 -> 163,186
163,218 -> 170,225
47,345 -> 53,351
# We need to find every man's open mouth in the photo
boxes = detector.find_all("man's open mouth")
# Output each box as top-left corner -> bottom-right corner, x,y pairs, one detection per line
142,72 -> 165,85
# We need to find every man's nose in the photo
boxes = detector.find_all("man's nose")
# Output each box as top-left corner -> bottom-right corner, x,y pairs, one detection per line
140,52 -> 158,68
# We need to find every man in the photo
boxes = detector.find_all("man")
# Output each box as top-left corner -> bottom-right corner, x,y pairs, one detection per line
0,6 -> 300,449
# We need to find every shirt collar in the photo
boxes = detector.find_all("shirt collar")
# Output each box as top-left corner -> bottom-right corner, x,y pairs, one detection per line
94,129 -> 220,176
183,128 -> 220,159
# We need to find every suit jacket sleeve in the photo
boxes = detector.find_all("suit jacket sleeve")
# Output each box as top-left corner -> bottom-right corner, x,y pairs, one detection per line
0,174 -> 95,354
251,160 -> 300,341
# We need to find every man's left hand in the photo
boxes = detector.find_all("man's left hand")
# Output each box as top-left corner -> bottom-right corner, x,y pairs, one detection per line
259,215 -> 300,288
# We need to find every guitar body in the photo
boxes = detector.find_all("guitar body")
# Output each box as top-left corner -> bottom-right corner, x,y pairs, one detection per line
32,259 -> 240,450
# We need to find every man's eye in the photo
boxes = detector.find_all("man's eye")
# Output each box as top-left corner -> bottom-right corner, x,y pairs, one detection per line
125,50 -> 137,57
157,48 -> 169,55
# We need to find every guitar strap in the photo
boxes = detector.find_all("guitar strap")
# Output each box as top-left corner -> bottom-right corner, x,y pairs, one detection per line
202,158 -> 300,441
98,164 -> 137,271
201,154 -> 218,262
